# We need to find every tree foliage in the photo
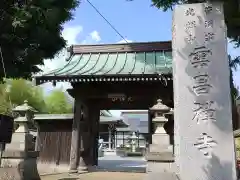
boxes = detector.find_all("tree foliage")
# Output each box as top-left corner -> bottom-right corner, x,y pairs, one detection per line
0,78 -> 46,115
0,79 -> 73,115
228,55 -> 239,129
0,83 -> 12,116
229,55 -> 240,100
150,0 -> 240,47
0,0 -> 79,79
6,78 -> 46,112
45,89 -> 73,114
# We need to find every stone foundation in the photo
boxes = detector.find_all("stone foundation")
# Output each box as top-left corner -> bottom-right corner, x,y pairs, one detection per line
0,151 -> 40,180
145,155 -> 178,180
37,162 -> 69,175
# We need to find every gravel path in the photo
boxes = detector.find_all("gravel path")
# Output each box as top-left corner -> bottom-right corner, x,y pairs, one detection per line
40,155 -> 146,180
41,172 -> 145,180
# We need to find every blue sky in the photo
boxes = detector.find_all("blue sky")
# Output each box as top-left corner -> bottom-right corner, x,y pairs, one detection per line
67,0 -> 172,43
41,0 -> 240,117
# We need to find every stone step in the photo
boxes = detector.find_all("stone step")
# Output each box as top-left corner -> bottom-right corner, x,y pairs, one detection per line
145,172 -> 179,180
145,151 -> 174,162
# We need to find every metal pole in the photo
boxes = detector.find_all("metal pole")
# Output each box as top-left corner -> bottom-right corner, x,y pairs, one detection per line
137,131 -> 140,147
108,126 -> 111,150
115,131 -> 117,148
123,132 -> 125,147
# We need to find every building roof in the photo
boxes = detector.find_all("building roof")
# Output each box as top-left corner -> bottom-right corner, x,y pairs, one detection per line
236,96 -> 240,105
117,110 -> 148,133
34,41 -> 172,84
34,112 -> 128,127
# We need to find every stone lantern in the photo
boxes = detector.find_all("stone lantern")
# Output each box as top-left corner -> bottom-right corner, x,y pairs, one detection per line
0,100 -> 40,180
128,132 -> 138,152
149,99 -> 171,146
146,99 -> 175,178
7,100 -> 36,151
163,108 -> 174,145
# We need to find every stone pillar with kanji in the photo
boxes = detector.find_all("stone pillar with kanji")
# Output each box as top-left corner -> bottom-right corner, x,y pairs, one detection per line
0,100 -> 40,180
173,3 -> 236,180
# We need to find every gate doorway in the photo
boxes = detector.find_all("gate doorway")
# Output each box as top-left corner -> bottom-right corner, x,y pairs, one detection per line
35,41 -> 174,172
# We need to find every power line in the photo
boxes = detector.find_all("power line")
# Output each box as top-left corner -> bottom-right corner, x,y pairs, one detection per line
86,0 -> 129,43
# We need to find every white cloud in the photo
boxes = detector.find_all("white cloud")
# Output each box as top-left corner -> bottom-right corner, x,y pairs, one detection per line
37,26 -> 103,92
40,82 -> 72,95
90,30 -> 101,42
39,27 -> 102,74
38,25 -> 83,74
117,39 -> 133,43
62,25 -> 83,45
81,30 -> 101,44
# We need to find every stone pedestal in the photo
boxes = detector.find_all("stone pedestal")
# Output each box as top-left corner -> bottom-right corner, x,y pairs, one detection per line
0,151 -> 39,180
0,101 -> 40,180
146,100 -> 177,180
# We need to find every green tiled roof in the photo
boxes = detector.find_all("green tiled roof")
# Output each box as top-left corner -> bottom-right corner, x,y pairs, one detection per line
33,113 -> 128,127
35,41 -> 173,84
45,51 -> 172,76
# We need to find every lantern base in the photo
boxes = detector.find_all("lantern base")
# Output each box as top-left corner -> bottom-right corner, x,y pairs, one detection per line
152,133 -> 170,146
145,150 -> 177,180
0,150 -> 40,180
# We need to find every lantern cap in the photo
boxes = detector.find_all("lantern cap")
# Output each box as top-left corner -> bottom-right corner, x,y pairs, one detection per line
150,99 -> 170,112
129,132 -> 138,139
13,100 -> 37,113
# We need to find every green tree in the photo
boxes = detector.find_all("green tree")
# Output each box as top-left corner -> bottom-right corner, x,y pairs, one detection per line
45,89 -> 73,114
150,0 -> 240,47
229,55 -> 240,129
0,78 -> 47,115
0,0 -> 79,79
229,55 -> 240,100
0,83 -> 12,115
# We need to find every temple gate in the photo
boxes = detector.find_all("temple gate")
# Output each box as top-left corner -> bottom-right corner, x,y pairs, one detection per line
34,3 -> 238,177
35,41 -> 174,173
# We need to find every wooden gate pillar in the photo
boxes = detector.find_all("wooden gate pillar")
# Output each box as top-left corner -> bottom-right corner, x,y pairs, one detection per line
78,102 -> 90,171
69,98 -> 88,173
94,118 -> 100,166
88,106 -> 100,167
69,98 -> 81,172
78,102 -> 100,171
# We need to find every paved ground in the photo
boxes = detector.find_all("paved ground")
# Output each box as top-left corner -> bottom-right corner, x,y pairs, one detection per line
41,155 -> 146,180
97,155 -> 146,172
41,172 -> 145,180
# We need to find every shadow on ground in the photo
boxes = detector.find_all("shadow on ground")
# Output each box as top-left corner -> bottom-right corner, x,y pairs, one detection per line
40,155 -> 146,180
97,156 -> 146,173
41,172 -> 145,180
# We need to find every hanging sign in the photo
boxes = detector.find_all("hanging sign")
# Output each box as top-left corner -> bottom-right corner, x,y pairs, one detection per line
107,94 -> 133,102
